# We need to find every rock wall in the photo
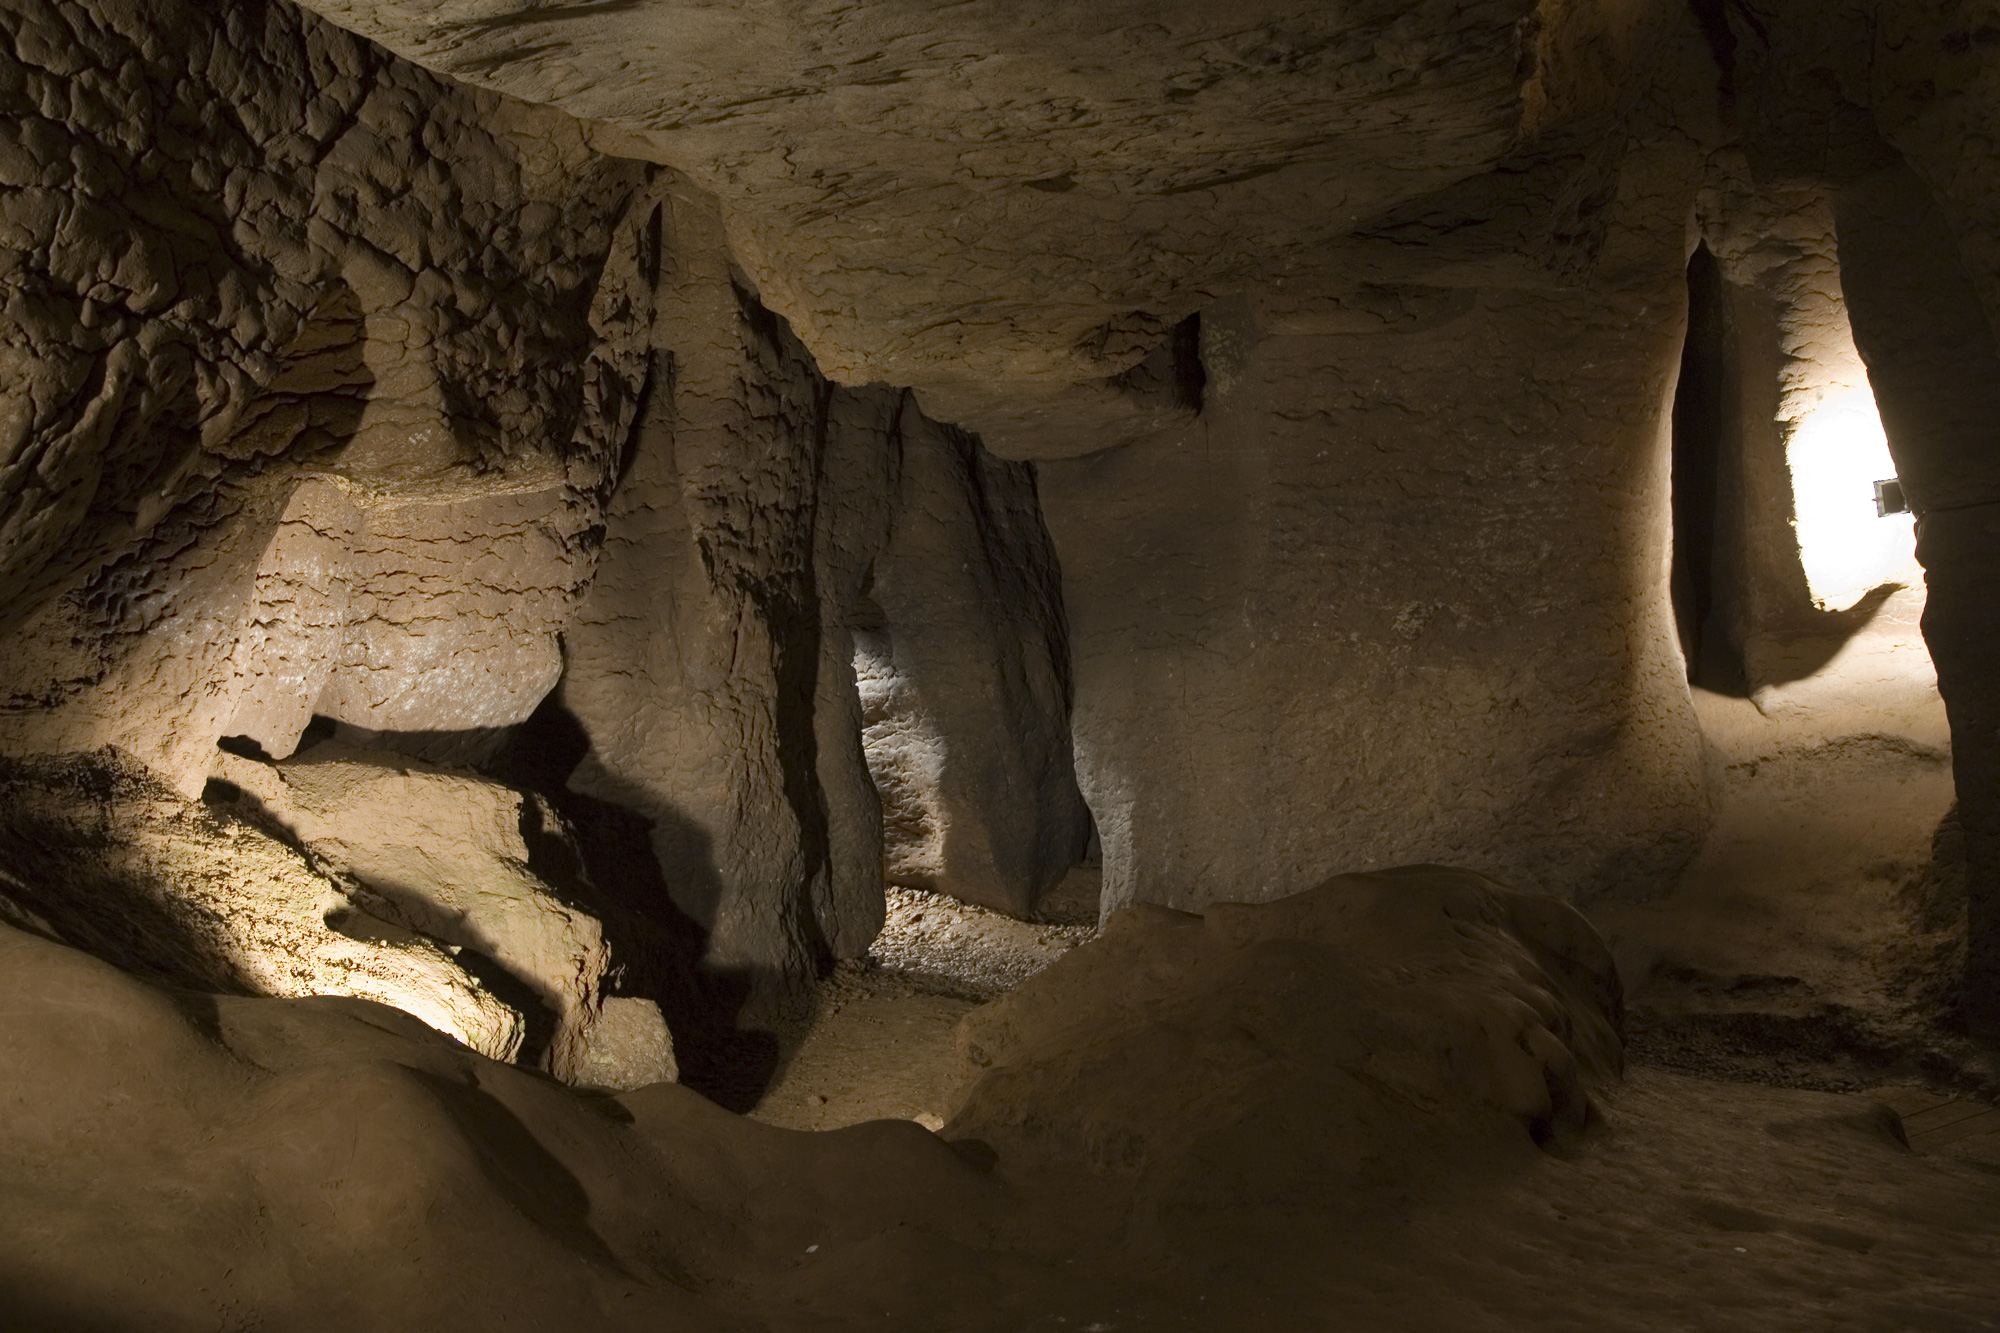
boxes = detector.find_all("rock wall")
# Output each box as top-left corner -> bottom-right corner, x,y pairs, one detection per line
1712,0 -> 2000,1027
6,0 -> 2000,1027
561,187 -> 1087,993
1680,174 -> 1939,744
277,0 -> 1742,931
859,401 -> 1090,919
0,0 -> 657,790
1040,125 -> 1714,914
0,0 -> 1091,1022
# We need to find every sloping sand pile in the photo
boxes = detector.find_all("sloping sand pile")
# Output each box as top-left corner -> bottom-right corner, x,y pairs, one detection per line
3,865 -> 1995,1331
946,866 -> 1626,1254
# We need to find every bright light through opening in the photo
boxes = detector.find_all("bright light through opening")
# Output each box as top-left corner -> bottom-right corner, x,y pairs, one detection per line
1787,387 -> 1917,611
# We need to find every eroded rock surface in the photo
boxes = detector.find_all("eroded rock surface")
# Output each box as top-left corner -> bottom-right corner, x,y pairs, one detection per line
0,749 -> 529,1062
213,741 -> 676,1087
0,741 -> 677,1088
0,0 -> 658,793
858,401 -> 1090,918
0,0 -> 1092,1004
2,0 -> 1999,1212
561,191 -> 1087,989
1042,132 -> 1714,914
286,0 -> 1556,439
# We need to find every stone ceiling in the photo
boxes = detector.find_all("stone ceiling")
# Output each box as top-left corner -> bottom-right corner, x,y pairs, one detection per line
285,1 -> 1653,451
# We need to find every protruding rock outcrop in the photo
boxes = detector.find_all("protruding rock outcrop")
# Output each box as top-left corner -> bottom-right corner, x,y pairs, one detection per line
561,190 -> 1089,992
0,742 -> 677,1089
0,0 -> 1095,1017
0,748 -> 529,1064
0,0 -> 658,794
212,742 -> 676,1088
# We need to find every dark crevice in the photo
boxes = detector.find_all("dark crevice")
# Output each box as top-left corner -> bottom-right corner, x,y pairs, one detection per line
1670,242 -> 1746,694
1170,311 -> 1206,414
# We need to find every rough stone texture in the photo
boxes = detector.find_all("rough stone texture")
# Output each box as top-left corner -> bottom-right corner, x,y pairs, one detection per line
0,0 -> 659,793
556,180 -> 892,1002
256,0 -> 2000,1031
212,742 -> 676,1087
218,479 -> 587,763
0,0 -> 1998,1326
0,0 -> 1098,1015
1594,691 -> 1960,1059
561,190 -> 1088,990
0,912 -> 994,1332
0,749 -> 529,1063
865,885 -> 1094,1001
1040,115 -> 1714,915
286,0 -> 1557,449
0,0 -> 1996,1066
858,400 -> 1090,918
0,741 -> 676,1088
253,0 -> 1746,958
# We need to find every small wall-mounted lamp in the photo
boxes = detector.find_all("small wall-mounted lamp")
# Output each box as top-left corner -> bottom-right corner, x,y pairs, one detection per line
1874,478 -> 1910,517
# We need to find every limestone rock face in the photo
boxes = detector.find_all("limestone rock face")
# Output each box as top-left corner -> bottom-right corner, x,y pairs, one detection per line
268,0 -> 1724,934
556,183 -> 896,996
0,0 -> 657,792
859,402 -> 1090,917
213,742 -> 676,1088
285,0 -> 1553,436
0,0 -> 1098,1006
0,749 -> 529,1063
0,743 -> 676,1088
1041,128 -> 1713,915
218,478 -> 587,764
5,0 -> 1998,1024
561,189 -> 1088,987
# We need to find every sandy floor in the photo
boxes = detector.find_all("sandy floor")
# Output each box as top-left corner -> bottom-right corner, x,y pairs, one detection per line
1580,688 -> 2000,1101
752,869 -> 1099,1130
758,791 -> 2000,1134
738,841 -> 2000,1333
9,855 -> 2000,1332
743,943 -> 2000,1333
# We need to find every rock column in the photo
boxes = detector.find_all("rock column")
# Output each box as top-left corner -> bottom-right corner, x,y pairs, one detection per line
1837,159 -> 2000,1032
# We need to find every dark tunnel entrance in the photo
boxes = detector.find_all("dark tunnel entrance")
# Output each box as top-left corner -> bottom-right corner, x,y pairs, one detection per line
1669,241 -> 1746,695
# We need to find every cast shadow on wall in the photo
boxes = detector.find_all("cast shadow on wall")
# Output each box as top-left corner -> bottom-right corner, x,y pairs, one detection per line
354,694 -> 784,1111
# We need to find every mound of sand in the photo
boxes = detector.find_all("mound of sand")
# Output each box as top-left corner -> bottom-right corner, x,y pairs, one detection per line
945,866 -> 1624,1252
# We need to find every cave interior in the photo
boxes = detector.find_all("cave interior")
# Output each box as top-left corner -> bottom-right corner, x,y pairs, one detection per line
2,1 -> 2000,1329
